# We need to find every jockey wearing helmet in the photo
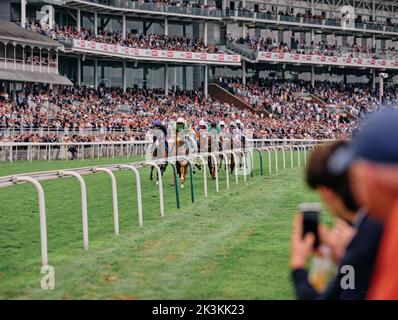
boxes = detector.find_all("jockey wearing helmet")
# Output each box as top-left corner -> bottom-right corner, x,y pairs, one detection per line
235,119 -> 246,146
176,117 -> 188,132
199,119 -> 207,130
151,119 -> 169,152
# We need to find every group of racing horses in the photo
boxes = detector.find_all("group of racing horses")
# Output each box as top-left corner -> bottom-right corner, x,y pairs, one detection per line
146,119 -> 246,188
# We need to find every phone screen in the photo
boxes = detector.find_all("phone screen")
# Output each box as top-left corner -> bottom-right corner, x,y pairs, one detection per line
298,203 -> 321,249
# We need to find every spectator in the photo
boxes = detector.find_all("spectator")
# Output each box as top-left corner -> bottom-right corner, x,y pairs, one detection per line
290,140 -> 383,299
328,108 -> 398,299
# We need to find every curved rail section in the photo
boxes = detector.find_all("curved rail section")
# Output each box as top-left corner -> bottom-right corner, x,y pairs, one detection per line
1,145 -> 316,267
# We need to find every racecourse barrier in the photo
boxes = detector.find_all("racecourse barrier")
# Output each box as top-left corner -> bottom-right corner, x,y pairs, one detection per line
0,144 -> 319,269
0,139 -> 328,162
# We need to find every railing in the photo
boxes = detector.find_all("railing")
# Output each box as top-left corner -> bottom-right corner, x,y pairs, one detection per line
0,126 -> 145,138
0,144 -> 319,268
225,10 -> 398,34
0,58 -> 58,74
70,0 -> 222,18
226,40 -> 257,61
0,139 -> 330,162
0,141 -> 150,162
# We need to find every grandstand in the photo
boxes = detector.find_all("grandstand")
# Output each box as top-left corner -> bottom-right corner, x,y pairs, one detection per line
0,0 -> 397,300
0,0 -> 397,143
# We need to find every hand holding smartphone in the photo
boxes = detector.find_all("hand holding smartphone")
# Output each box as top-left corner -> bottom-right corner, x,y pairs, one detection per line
298,203 -> 322,249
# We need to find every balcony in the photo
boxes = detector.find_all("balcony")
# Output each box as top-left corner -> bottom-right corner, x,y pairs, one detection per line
67,38 -> 241,65
225,10 -> 398,35
0,58 -> 58,74
257,51 -> 398,70
65,0 -> 222,19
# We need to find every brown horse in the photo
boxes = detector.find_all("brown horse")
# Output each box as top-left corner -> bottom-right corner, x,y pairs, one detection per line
174,128 -> 196,188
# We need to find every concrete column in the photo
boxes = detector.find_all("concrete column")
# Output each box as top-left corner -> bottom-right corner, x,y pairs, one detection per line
242,60 -> 246,85
77,56 -> 81,85
164,18 -> 168,36
22,46 -> 25,71
372,69 -> 376,91
204,65 -> 208,98
94,12 -> 98,36
310,29 -> 315,43
242,23 -> 246,37
311,65 -> 315,88
164,63 -> 169,96
39,48 -> 42,72
77,9 -> 81,32
122,14 -> 126,40
94,59 -> 98,89
372,34 -> 376,48
21,0 -> 26,28
204,0 -> 208,45
204,22 -> 208,46
122,61 -> 127,92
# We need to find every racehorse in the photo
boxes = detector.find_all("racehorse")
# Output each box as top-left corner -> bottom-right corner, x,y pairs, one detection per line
146,135 -> 168,184
174,127 -> 197,188
227,128 -> 246,173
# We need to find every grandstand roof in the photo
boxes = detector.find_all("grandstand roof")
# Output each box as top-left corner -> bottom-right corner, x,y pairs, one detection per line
0,68 -> 72,85
0,22 -> 60,48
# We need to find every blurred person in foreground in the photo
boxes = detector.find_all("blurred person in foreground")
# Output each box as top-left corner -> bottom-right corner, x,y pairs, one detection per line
328,108 -> 398,299
290,140 -> 383,299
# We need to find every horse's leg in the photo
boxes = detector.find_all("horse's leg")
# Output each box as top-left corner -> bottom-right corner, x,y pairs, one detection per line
230,155 -> 235,173
149,166 -> 154,181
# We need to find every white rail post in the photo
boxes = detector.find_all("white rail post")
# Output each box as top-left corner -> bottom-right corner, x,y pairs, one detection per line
276,146 -> 286,171
95,167 -> 120,235
270,147 -> 278,175
58,171 -> 89,250
263,148 -> 272,175
244,149 -> 253,177
15,176 -> 48,266
225,150 -> 239,185
144,161 -> 165,217
219,152 -> 230,191
120,165 -> 143,226
287,146 -> 294,168
236,149 -> 247,181
193,155 -> 208,197
302,145 -> 308,165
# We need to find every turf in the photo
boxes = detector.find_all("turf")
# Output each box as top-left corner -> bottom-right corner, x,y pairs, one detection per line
0,151 -> 325,299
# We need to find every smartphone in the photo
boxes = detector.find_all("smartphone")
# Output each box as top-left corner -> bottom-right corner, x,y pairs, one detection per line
298,203 -> 322,249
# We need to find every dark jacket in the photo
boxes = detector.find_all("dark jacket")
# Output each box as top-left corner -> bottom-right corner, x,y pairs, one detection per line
292,214 -> 383,300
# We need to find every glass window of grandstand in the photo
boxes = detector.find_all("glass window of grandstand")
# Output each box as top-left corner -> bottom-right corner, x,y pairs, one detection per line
82,59 -> 95,87
98,61 -> 122,88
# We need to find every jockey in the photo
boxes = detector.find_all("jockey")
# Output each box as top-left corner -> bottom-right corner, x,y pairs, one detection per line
176,117 -> 188,132
151,119 -> 169,152
219,120 -> 227,131
208,121 -> 221,134
152,119 -> 168,138
229,121 -> 237,135
198,119 -> 207,130
235,119 -> 246,146
235,119 -> 244,131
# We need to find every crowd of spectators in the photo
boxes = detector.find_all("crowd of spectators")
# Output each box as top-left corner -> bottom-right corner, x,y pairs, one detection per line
217,76 -> 398,138
28,23 -> 220,53
229,35 -> 398,59
2,77 -> 390,143
235,5 -> 398,29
